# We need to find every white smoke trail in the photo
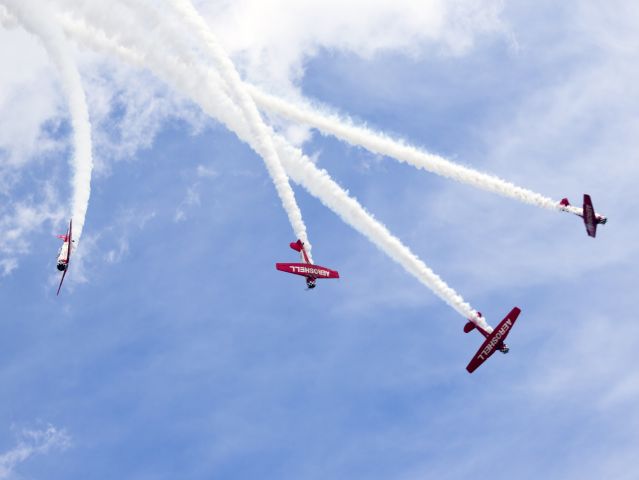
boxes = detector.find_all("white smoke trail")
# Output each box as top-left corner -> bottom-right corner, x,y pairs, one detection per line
157,0 -> 313,259
57,9 -> 491,329
1,0 -> 93,241
247,86 -> 588,215
273,138 -> 489,328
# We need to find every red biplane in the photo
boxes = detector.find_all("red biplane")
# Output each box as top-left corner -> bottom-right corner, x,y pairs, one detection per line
276,239 -> 339,289
560,194 -> 607,238
464,307 -> 521,373
56,219 -> 73,296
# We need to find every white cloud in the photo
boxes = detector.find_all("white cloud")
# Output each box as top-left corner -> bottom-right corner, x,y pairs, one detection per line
64,206 -> 157,288
196,164 -> 218,178
175,164 -> 220,222
174,185 -> 201,223
0,181 -> 65,269
486,1 -> 639,181
0,425 -> 70,479
83,64 -> 207,175
200,0 -> 506,91
0,28 -> 64,166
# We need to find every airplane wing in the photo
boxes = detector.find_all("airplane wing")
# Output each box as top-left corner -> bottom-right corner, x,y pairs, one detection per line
275,263 -> 340,279
56,219 -> 72,296
582,194 -> 597,238
56,269 -> 68,296
466,307 -> 521,373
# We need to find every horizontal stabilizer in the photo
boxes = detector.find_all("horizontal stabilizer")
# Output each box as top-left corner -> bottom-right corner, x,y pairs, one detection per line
290,240 -> 303,252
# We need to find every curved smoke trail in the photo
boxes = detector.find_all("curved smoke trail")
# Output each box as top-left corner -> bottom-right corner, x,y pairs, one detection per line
246,87 -> 585,215
56,8 -> 490,329
1,0 -> 93,241
166,0 -> 314,258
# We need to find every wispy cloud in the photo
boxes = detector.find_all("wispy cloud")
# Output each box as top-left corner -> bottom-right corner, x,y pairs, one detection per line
175,164 -> 219,222
0,181 -> 66,275
64,206 -> 157,289
196,164 -> 218,178
200,0 -> 507,91
0,425 -> 70,479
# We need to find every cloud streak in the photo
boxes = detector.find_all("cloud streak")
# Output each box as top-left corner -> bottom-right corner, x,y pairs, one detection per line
0,425 -> 70,479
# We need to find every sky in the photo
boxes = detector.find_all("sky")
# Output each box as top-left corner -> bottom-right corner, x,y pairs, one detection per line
0,1 -> 638,479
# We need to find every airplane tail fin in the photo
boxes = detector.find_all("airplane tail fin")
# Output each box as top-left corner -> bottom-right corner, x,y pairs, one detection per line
560,198 -> 570,207
289,240 -> 303,252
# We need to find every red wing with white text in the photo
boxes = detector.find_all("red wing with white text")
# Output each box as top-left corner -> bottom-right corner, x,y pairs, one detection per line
276,240 -> 339,289
464,307 -> 521,373
56,219 -> 73,296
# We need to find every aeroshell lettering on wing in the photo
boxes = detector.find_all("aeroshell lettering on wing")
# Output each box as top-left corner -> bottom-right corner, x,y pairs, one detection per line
477,318 -> 513,361
288,265 -> 331,277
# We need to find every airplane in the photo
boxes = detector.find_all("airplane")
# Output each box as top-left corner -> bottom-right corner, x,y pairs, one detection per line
559,194 -> 607,238
275,239 -> 339,289
464,307 -> 521,373
56,219 -> 73,296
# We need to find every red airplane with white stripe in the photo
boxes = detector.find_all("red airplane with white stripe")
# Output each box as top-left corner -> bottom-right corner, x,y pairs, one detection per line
560,194 -> 607,238
276,239 -> 339,289
464,307 -> 521,373
56,219 -> 74,296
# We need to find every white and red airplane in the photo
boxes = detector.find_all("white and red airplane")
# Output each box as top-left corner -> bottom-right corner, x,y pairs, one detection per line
464,307 -> 521,373
276,239 -> 339,289
560,194 -> 607,238
56,219 -> 73,296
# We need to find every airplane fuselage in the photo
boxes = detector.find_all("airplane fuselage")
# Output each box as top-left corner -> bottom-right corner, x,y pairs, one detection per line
275,239 -> 339,289
297,246 -> 318,288
474,323 -> 509,356
57,240 -> 71,271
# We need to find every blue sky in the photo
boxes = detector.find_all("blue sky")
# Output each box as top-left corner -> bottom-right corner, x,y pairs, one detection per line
1,1 -> 638,479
